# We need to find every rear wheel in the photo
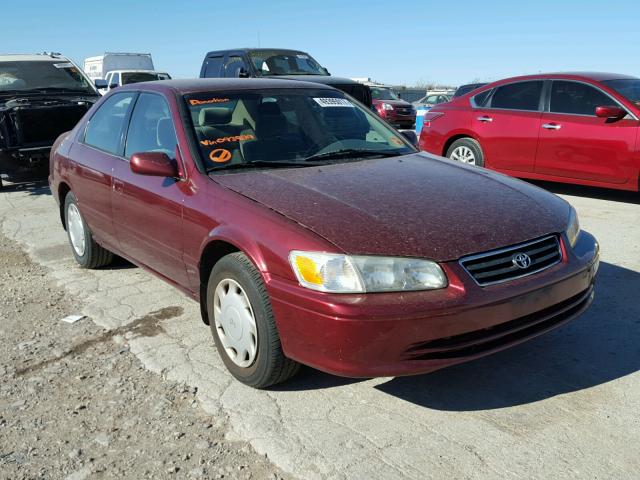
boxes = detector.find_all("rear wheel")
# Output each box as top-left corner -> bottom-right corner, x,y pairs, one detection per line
446,138 -> 485,167
207,252 -> 300,388
64,192 -> 113,268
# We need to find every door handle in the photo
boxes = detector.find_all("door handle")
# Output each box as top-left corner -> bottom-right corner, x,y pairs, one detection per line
112,178 -> 124,193
542,123 -> 561,130
477,116 -> 493,122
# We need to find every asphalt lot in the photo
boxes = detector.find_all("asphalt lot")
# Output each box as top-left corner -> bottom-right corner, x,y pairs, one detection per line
1,177 -> 639,479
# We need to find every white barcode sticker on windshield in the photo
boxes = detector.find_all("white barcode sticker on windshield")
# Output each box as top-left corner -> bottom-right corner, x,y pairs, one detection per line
313,97 -> 354,108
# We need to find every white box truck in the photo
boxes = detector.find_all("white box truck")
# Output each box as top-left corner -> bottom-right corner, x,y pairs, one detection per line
83,53 -> 154,80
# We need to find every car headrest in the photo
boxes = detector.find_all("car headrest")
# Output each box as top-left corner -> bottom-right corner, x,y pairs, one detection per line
156,117 -> 176,152
199,107 -> 232,126
256,101 -> 286,138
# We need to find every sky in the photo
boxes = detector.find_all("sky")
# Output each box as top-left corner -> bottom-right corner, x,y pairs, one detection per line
2,0 -> 639,87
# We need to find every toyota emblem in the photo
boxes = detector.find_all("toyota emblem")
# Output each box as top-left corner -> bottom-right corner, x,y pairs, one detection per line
512,253 -> 532,269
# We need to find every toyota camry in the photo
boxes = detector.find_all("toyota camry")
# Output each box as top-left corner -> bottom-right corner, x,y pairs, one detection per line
49,79 -> 599,388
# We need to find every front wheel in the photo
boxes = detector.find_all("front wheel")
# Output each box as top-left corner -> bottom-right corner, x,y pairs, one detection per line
64,192 -> 113,269
207,252 -> 300,388
446,138 -> 485,167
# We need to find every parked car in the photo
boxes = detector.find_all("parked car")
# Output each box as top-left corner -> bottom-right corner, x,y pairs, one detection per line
420,72 -> 640,192
452,83 -> 487,98
100,70 -> 172,94
199,48 -> 372,107
0,53 -> 101,188
83,52 -> 154,82
413,93 -> 451,109
371,86 -> 416,129
50,78 -> 599,388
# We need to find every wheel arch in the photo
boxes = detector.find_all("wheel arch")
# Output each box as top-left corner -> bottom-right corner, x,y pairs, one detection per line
442,131 -> 481,157
58,181 -> 72,230
197,228 -> 266,325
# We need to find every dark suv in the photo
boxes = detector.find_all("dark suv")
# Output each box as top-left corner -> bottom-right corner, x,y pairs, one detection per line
0,53 -> 101,187
199,48 -> 372,107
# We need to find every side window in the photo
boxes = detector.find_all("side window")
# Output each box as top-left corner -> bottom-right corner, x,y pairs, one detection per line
472,89 -> 492,107
104,72 -> 111,83
224,56 -> 247,78
203,56 -> 224,77
490,81 -> 543,111
84,93 -> 135,154
550,80 -> 615,116
125,93 -> 177,159
110,73 -> 120,87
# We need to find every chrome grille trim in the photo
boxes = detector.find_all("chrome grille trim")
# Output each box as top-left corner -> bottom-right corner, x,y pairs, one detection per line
460,235 -> 562,286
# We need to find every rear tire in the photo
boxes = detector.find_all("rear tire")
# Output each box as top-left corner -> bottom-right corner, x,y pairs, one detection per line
64,192 -> 113,269
207,252 -> 300,388
446,137 -> 485,167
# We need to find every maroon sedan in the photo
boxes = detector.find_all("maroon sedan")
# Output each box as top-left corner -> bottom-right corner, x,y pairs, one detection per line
420,72 -> 640,192
49,79 -> 599,388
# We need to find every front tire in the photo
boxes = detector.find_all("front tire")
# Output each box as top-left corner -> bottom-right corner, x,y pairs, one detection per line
64,192 -> 113,268
207,252 -> 300,388
446,137 -> 485,167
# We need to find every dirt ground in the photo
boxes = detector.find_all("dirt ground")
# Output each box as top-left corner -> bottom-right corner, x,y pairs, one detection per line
0,230 -> 290,480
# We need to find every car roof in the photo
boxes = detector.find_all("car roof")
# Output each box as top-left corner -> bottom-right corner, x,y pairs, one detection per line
0,53 -> 68,62
117,78 -> 336,94
204,48 -> 306,56
489,72 -> 638,84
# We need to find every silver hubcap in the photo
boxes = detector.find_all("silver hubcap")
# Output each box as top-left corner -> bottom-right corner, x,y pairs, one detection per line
67,203 -> 86,256
213,279 -> 257,368
450,145 -> 476,164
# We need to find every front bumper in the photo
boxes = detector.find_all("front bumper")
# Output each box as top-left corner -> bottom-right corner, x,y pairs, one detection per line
267,232 -> 599,378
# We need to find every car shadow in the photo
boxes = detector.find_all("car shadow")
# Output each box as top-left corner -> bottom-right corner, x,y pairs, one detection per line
0,177 -> 51,196
527,180 -> 640,205
373,261 -> 639,410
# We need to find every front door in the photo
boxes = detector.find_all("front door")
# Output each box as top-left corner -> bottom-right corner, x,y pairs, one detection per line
111,92 -> 188,285
535,80 -> 638,184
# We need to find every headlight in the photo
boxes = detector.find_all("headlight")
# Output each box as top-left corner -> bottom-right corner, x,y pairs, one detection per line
566,206 -> 581,248
289,251 -> 447,293
382,102 -> 394,111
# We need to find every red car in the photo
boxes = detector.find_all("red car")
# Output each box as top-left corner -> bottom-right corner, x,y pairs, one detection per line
420,73 -> 640,192
371,86 -> 416,129
50,79 -> 599,388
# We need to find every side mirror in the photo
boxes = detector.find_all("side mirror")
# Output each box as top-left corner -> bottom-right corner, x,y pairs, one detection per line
94,79 -> 108,89
400,130 -> 419,148
238,67 -> 250,78
595,105 -> 626,120
130,152 -> 178,177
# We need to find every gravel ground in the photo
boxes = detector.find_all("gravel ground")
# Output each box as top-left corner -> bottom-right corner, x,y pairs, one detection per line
0,230 -> 290,480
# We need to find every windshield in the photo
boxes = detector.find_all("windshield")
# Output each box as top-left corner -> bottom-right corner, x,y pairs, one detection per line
185,89 -> 415,171
371,87 -> 400,101
249,50 -> 327,76
121,72 -> 171,85
602,79 -> 640,106
0,60 -> 94,93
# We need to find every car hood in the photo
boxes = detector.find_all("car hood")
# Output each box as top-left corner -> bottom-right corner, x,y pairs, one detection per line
373,99 -> 412,107
213,153 -> 570,261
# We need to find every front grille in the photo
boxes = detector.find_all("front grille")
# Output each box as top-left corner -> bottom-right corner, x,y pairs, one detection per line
14,103 -> 90,147
404,286 -> 593,361
394,106 -> 415,115
460,235 -> 561,286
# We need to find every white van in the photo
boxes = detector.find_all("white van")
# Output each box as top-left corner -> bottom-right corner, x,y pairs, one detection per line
101,69 -> 171,93
83,53 -> 154,81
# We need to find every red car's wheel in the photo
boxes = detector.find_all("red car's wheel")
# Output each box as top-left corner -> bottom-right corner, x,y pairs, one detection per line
446,138 -> 485,167
207,252 -> 300,388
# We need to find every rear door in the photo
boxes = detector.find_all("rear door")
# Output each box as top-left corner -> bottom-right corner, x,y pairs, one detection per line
71,92 -> 136,250
471,80 -> 544,172
535,79 -> 638,184
112,92 -> 188,285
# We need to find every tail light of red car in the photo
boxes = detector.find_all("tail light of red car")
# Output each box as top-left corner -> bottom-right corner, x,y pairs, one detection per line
422,112 -> 444,129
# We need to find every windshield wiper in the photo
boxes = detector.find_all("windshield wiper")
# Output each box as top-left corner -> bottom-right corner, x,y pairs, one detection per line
208,159 -> 322,172
303,148 -> 403,162
29,87 -> 92,94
